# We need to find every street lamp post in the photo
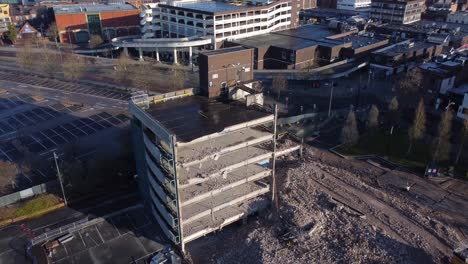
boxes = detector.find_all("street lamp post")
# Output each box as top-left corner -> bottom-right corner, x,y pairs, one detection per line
53,152 -> 68,207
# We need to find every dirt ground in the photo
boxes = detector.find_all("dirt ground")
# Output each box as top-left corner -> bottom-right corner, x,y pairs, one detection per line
186,147 -> 468,264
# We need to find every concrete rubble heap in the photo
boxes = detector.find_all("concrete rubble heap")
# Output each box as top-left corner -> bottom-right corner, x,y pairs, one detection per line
188,147 -> 467,263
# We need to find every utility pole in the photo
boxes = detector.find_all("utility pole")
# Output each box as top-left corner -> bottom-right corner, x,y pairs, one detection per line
328,80 -> 334,117
53,152 -> 68,207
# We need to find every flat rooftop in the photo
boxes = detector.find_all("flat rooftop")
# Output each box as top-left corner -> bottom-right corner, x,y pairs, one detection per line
333,34 -> 386,49
201,45 -> 251,56
232,33 -> 320,50
373,40 -> 434,57
170,0 -> 248,13
145,96 -> 271,142
231,24 -> 341,50
273,24 -> 338,41
53,4 -> 136,14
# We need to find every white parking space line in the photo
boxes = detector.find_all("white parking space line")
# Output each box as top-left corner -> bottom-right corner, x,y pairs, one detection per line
78,231 -> 86,247
125,212 -> 137,230
110,219 -> 121,236
0,147 -> 12,161
29,135 -> 47,150
94,225 -> 105,244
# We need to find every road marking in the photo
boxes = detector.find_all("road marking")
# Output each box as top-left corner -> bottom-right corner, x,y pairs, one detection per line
94,226 -> 105,244
110,219 -> 121,236
78,231 -> 86,247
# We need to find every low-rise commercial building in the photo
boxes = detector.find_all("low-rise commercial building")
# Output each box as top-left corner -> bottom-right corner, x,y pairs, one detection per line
226,24 -> 357,69
370,0 -> 424,24
366,20 -> 468,48
447,10 -> 468,24
53,4 -> 140,43
370,39 -> 442,75
198,46 -> 254,98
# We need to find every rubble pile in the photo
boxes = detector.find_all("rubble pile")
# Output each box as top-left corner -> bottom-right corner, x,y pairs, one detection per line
188,147 -> 465,263
197,158 -> 429,263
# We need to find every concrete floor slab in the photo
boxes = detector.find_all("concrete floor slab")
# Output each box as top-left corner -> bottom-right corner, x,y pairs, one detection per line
181,181 -> 270,224
177,127 -> 272,164
180,163 -> 270,205
178,143 -> 272,185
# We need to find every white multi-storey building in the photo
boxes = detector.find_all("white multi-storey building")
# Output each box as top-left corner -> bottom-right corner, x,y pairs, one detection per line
113,0 -> 314,63
337,0 -> 371,12
139,0 -> 314,47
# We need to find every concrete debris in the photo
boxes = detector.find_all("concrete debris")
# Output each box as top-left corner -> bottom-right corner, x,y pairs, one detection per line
187,147 -> 468,264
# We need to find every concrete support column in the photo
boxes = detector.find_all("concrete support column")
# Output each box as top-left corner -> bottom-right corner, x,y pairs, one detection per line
156,48 -> 160,62
173,48 -> 178,64
138,47 -> 143,61
124,47 -> 129,56
189,46 -> 192,66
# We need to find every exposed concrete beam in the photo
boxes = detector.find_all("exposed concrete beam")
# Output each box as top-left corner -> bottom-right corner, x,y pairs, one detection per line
180,152 -> 273,188
181,169 -> 271,206
181,184 -> 270,225
179,134 -> 274,168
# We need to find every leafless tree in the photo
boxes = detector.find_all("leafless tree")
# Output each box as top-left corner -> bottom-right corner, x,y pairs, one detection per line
89,35 -> 103,56
46,22 -> 59,43
455,119 -> 468,165
432,110 -> 453,162
132,64 -> 158,93
62,54 -> 86,82
367,104 -> 379,131
0,160 -> 18,190
398,68 -> 423,94
17,41 -> 35,70
407,98 -> 426,154
272,74 -> 288,100
169,64 -> 186,90
37,47 -> 59,77
340,110 -> 359,146
387,96 -> 400,128
114,53 -> 133,88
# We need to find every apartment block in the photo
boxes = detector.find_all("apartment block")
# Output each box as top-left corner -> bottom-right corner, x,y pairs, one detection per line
337,0 -> 371,12
370,0 -> 424,24
130,90 -> 299,252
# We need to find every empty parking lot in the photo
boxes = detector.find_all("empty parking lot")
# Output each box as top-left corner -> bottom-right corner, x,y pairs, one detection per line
0,72 -> 131,101
0,88 -> 130,195
41,206 -> 167,264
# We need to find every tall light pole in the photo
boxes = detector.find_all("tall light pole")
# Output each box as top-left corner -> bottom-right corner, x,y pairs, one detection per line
53,152 -> 68,207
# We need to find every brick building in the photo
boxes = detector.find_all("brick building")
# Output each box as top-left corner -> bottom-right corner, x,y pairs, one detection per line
198,46 -> 255,98
53,4 -> 139,44
370,39 -> 443,76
